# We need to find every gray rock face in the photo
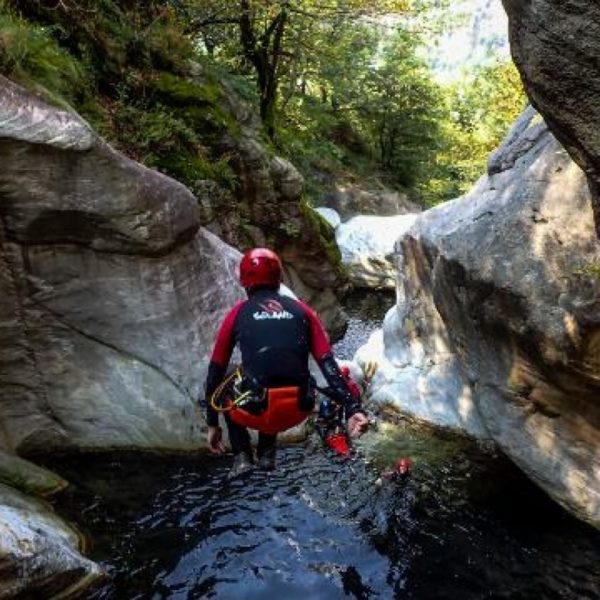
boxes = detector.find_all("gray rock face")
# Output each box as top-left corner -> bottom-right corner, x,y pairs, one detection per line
0,483 -> 103,599
321,185 -> 420,222
336,214 -> 418,289
502,0 -> 600,230
358,108 -> 600,527
0,76 -> 245,453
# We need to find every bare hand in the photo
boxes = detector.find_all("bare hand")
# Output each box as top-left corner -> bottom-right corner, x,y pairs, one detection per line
207,426 -> 225,454
347,412 -> 369,438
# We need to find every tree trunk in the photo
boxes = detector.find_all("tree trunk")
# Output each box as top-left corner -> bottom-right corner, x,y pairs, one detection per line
239,0 -> 288,139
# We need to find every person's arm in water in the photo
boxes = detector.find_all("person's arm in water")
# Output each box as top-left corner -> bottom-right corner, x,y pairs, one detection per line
298,301 -> 369,438
202,302 -> 244,453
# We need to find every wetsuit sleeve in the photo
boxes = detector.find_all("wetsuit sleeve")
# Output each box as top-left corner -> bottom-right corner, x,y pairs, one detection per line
202,302 -> 244,427
318,354 -> 363,418
297,300 -> 363,418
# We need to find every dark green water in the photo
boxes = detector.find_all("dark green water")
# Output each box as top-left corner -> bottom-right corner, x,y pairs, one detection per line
44,291 -> 600,599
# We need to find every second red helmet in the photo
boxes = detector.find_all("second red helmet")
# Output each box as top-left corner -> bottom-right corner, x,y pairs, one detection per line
239,248 -> 282,289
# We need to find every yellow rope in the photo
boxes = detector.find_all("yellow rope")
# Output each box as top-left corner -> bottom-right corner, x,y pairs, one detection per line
209,368 -> 268,413
209,368 -> 241,412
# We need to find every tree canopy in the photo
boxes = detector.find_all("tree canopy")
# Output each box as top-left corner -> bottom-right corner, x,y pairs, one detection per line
1,0 -> 527,205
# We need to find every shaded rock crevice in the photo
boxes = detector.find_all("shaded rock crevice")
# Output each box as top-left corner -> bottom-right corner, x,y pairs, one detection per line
359,108 -> 600,527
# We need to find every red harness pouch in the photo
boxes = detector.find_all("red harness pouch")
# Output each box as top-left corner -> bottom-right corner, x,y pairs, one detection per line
229,386 -> 311,434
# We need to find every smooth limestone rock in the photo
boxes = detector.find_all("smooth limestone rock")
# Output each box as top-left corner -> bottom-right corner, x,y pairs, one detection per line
502,0 -> 600,230
314,207 -> 341,231
357,108 -> 600,527
321,185 -> 421,221
0,75 -> 245,453
0,75 -> 333,598
0,483 -> 103,599
336,214 -> 418,289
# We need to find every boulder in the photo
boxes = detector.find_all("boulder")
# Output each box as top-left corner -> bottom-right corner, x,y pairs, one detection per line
321,185 -> 421,222
357,107 -> 600,527
0,483 -> 103,599
336,214 -> 418,289
502,0 -> 600,231
0,75 -> 245,453
0,451 -> 67,497
314,207 -> 341,230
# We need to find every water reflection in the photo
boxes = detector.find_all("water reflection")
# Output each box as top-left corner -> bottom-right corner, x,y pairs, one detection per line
43,291 -> 600,599
47,426 -> 600,600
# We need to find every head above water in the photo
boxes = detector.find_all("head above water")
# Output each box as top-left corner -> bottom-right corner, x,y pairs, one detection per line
239,248 -> 282,291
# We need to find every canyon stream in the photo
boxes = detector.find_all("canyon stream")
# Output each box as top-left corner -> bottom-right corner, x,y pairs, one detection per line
42,292 -> 600,599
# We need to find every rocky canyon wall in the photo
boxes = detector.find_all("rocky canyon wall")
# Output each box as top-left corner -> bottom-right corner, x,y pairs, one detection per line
358,107 -> 600,528
502,0 -> 600,232
0,76 -> 247,453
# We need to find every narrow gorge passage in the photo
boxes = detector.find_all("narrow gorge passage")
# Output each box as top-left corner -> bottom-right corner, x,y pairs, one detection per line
42,293 -> 600,600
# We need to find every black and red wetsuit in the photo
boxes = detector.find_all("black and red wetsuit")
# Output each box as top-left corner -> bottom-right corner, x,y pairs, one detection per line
203,287 -> 362,435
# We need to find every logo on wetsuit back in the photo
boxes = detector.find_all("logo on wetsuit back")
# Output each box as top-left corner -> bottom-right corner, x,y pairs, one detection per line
253,299 -> 294,321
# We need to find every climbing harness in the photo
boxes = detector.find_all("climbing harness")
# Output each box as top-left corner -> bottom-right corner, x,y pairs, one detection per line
210,368 -> 313,435
209,368 -> 255,412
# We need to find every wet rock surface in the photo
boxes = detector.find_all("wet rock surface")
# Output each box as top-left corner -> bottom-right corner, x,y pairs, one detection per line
359,108 -> 600,527
335,213 -> 418,289
0,483 -> 103,600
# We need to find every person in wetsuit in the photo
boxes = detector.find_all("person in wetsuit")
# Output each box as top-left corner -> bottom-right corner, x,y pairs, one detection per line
202,247 -> 369,477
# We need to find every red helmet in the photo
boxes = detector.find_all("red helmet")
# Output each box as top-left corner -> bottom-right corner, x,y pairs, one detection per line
239,248 -> 282,289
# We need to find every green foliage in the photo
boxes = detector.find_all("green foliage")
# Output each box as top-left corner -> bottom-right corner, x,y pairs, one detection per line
358,30 -> 444,188
0,10 -> 87,105
186,0 -> 415,136
421,58 -> 528,205
1,1 -> 238,190
278,219 -> 302,238
574,262 -> 600,280
8,0 -> 195,84
261,20 -> 447,201
149,71 -> 240,136
0,0 -> 526,212
110,87 -> 237,189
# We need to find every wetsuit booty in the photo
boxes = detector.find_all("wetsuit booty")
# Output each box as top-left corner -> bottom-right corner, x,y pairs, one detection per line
257,445 -> 276,470
228,451 -> 254,479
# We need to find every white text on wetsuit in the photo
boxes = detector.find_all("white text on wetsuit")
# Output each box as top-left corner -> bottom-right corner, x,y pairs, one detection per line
253,300 -> 294,321
253,309 -> 294,320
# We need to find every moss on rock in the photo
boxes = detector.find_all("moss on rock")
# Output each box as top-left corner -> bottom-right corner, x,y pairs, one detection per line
0,451 -> 68,498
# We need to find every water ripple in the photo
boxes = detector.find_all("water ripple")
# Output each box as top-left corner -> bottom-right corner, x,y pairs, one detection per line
41,292 -> 600,599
